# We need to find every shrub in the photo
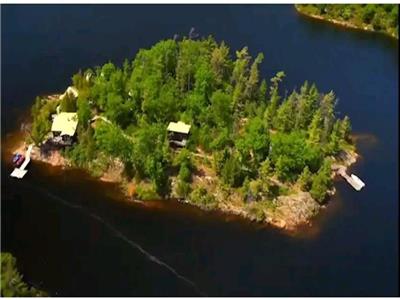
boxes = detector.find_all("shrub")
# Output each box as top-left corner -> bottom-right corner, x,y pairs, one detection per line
189,187 -> 217,210
136,183 -> 161,201
245,200 -> 276,222
221,154 -> 245,187
178,163 -> 192,182
246,205 -> 266,222
212,149 -> 229,175
175,180 -> 192,199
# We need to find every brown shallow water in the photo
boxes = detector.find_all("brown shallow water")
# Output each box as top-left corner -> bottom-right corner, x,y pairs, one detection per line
2,126 -> 351,239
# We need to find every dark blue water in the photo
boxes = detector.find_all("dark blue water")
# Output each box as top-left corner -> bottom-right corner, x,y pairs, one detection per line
1,5 -> 398,296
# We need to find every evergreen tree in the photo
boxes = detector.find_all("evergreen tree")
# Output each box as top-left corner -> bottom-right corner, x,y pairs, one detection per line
72,70 -> 86,90
122,58 -> 132,78
326,120 -> 341,155
275,93 -> 296,132
77,95 -> 92,129
147,157 -> 170,197
210,90 -> 233,127
244,53 -> 264,101
30,114 -> 51,146
176,39 -> 208,93
297,165 -> 313,191
264,71 -> 285,128
320,91 -> 336,143
310,158 -> 332,203
259,158 -> 273,194
258,79 -> 268,104
235,116 -> 270,168
210,41 -> 230,86
194,61 -> 214,100
295,81 -> 319,130
231,47 -> 251,84
275,155 -> 292,182
232,47 -> 251,109
340,115 -> 352,142
221,153 -> 244,187
259,158 -> 273,180
307,109 -> 323,145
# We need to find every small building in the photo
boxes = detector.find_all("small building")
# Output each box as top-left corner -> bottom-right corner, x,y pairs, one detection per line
50,112 -> 78,146
167,121 -> 191,147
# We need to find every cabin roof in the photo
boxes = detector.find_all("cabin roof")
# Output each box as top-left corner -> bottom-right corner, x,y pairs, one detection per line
51,112 -> 78,136
167,121 -> 191,134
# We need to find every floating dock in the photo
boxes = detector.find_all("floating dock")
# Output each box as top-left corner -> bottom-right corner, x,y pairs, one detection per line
10,144 -> 33,179
10,168 -> 28,179
336,166 -> 365,191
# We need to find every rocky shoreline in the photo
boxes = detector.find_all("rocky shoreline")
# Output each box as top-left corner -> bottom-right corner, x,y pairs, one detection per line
11,125 -> 358,232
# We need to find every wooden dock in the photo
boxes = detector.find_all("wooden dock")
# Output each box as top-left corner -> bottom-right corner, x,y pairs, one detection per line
10,144 -> 33,179
336,166 -> 365,191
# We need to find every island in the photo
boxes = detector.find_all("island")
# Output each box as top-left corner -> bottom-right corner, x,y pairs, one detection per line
16,36 -> 358,230
295,4 -> 399,39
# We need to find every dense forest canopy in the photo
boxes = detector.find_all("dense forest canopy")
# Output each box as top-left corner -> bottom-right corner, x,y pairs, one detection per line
31,36 -> 353,205
296,4 -> 399,38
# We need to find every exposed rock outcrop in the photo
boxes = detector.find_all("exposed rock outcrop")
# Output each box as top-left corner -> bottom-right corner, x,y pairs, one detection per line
273,192 -> 320,229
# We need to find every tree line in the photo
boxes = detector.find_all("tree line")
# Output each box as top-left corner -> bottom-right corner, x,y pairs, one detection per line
296,4 -> 398,39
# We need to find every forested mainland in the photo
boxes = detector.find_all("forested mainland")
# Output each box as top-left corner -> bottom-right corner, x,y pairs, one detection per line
28,36 -> 356,228
296,4 -> 398,39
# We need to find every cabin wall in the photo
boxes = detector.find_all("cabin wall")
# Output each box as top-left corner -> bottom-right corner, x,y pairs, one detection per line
168,132 -> 188,141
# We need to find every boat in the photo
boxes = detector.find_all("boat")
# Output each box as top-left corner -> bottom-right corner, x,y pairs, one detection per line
12,153 -> 25,168
10,144 -> 33,179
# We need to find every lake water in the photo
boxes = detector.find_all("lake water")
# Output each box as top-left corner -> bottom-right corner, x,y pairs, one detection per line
1,4 -> 398,296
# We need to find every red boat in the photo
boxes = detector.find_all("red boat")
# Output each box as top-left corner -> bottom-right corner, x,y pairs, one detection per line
12,153 -> 25,167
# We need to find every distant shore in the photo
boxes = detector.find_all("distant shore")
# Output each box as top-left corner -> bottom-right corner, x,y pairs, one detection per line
295,5 -> 398,40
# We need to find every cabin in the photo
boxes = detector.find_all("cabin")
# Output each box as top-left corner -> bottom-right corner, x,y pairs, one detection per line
167,121 -> 191,147
50,112 -> 78,146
